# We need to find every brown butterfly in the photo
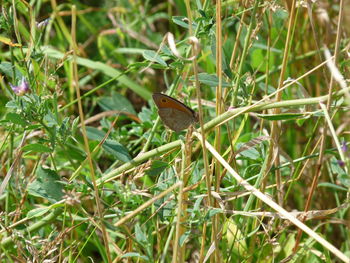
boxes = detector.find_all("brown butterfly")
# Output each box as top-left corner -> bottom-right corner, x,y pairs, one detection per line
152,93 -> 198,132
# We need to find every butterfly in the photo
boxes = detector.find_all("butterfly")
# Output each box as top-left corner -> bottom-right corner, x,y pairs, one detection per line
152,93 -> 198,132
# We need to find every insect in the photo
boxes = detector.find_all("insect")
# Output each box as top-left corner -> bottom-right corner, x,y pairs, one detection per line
152,93 -> 198,132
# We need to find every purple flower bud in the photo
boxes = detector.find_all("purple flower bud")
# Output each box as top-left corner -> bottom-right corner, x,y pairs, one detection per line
337,160 -> 345,167
10,78 -> 30,96
36,18 -> 51,29
341,141 -> 348,153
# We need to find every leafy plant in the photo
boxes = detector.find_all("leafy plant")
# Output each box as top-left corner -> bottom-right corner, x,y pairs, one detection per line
0,0 -> 349,262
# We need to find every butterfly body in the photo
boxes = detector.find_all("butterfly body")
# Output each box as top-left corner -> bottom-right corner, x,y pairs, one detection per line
152,93 -> 198,132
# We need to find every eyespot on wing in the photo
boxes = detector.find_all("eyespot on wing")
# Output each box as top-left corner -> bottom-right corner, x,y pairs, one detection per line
152,93 -> 196,118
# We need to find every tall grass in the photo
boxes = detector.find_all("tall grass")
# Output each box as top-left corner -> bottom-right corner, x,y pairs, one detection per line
0,0 -> 349,262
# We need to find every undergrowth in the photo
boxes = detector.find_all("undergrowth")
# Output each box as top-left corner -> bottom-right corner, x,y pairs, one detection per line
0,0 -> 349,262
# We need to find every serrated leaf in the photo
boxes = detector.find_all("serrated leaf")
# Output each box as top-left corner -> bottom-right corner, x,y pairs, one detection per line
142,50 -> 167,66
27,166 -> 63,203
103,139 -> 131,162
22,143 -> 53,153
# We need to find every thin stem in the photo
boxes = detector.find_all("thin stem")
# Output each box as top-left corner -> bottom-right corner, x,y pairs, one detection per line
232,0 -> 261,106
70,6 -> 111,263
294,0 -> 345,252
272,0 -> 297,205
97,86 -> 350,184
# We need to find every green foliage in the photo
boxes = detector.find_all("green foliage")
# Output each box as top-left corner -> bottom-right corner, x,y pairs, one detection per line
0,0 -> 349,262
28,166 -> 64,203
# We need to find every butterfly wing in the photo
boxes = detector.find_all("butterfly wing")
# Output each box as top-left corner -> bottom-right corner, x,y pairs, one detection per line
158,108 -> 196,132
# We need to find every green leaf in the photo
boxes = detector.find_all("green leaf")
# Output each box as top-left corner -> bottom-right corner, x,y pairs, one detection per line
337,174 -> 350,188
22,143 -> 53,153
103,139 -> 131,162
72,116 -> 80,135
251,49 -> 265,71
239,147 -> 260,160
207,207 -> 222,218
43,111 -> 58,127
281,233 -> 296,258
172,16 -> 190,29
43,47 -> 151,100
179,230 -> 190,246
274,9 -> 289,27
252,43 -> 282,53
330,156 -> 345,174
98,93 -> 136,114
27,166 -> 64,203
142,50 -> 167,66
6,112 -> 28,126
58,117 -> 71,143
222,46 -> 233,79
189,73 -> 231,87
135,223 -> 148,244
27,207 -> 50,218
318,182 -> 348,191
0,62 -> 23,80
57,144 -> 86,162
235,136 -> 269,156
225,217 -> 248,256
146,161 -> 169,176
114,48 -> 147,54
121,253 -> 148,260
129,61 -> 167,70
86,126 -> 106,141
296,118 -> 307,126
193,196 -> 204,213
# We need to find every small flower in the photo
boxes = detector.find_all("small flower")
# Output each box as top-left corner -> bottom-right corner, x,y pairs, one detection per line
341,141 -> 348,153
36,18 -> 51,29
337,160 -> 345,167
10,77 -> 30,96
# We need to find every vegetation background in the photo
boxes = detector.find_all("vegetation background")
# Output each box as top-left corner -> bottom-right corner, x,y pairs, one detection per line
0,0 -> 349,262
